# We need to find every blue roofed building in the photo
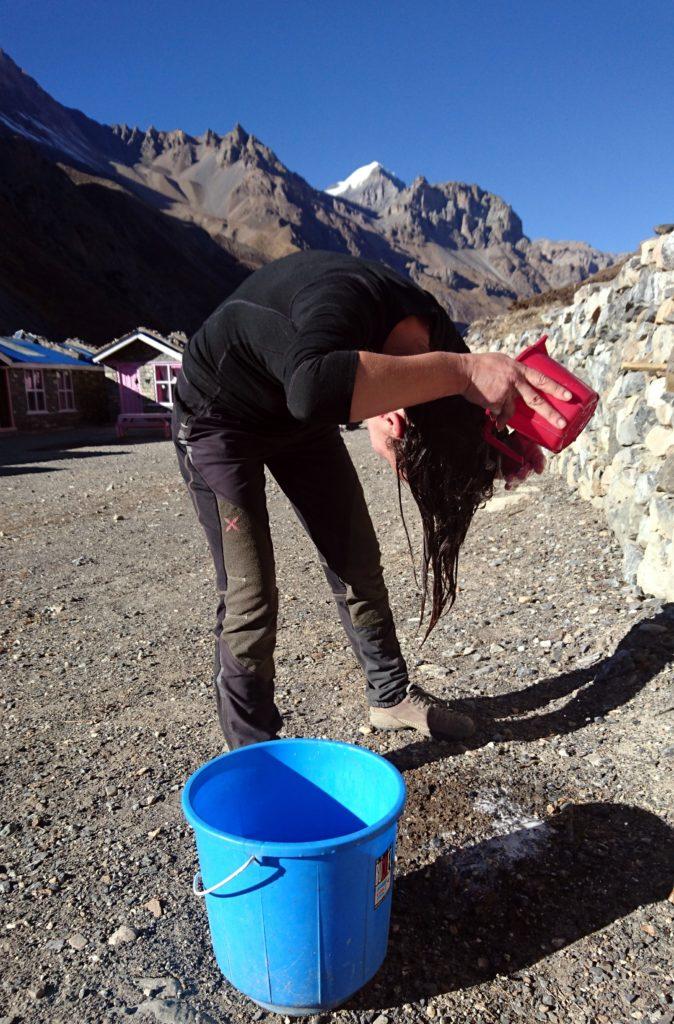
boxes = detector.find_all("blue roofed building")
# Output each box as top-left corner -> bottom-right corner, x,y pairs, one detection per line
0,332 -> 108,433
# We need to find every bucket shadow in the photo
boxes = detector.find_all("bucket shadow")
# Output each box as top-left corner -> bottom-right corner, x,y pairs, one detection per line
352,802 -> 674,1009
387,605 -> 674,772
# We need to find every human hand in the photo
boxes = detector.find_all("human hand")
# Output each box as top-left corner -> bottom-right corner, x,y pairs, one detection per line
460,352 -> 571,431
502,433 -> 546,490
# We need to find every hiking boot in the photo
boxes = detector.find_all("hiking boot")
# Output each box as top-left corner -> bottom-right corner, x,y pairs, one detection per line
369,683 -> 475,741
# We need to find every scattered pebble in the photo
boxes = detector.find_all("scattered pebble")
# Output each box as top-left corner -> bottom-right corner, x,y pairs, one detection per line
2,431 -> 671,1024
107,925 -> 138,946
145,898 -> 163,918
136,976 -> 181,998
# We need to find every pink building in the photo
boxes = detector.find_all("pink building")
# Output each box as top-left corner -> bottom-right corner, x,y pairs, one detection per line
93,328 -> 185,435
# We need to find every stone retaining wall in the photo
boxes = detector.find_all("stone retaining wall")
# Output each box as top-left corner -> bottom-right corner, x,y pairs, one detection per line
467,229 -> 674,602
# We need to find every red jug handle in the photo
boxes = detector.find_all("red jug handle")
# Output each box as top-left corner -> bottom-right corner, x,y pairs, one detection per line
483,415 -> 525,466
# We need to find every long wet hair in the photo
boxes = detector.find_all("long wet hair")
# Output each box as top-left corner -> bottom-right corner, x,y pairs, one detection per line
389,395 -> 499,640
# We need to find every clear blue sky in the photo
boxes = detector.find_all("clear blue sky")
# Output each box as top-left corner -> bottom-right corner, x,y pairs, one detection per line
3,0 -> 672,253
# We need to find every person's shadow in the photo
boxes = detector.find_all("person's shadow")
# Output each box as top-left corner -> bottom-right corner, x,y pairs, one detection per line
351,801 -> 674,1009
387,604 -> 673,771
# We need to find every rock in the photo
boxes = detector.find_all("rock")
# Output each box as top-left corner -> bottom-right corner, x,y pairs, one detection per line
113,513 -> 125,522
657,401 -> 673,427
605,494 -> 641,543
418,662 -> 447,677
652,324 -> 674,362
28,983 -> 49,999
654,223 -> 674,235
615,258 -> 641,290
358,725 -> 373,735
67,932 -> 87,950
372,1016 -> 389,1024
637,514 -> 652,547
138,998 -> 217,1023
615,398 -> 656,446
646,375 -> 667,409
656,453 -> 674,493
634,471 -> 657,506
655,298 -> 674,325
637,537 -> 674,599
145,898 -> 163,918
107,924 -> 138,946
640,238 -> 658,266
136,977 -> 181,999
633,269 -> 674,311
608,372 -> 646,404
644,426 -> 674,457
655,233 -> 674,271
649,494 -> 674,539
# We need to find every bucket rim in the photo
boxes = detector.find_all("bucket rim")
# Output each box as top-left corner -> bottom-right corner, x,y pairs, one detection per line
181,737 -> 406,857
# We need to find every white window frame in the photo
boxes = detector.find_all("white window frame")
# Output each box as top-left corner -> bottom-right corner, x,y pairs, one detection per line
154,363 -> 179,407
24,369 -> 47,414
56,369 -> 76,412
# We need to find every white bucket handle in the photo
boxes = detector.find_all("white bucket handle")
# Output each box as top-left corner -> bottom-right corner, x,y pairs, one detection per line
192,854 -> 258,898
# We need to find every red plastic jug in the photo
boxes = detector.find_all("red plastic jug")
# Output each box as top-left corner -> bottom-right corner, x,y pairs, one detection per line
484,335 -> 599,466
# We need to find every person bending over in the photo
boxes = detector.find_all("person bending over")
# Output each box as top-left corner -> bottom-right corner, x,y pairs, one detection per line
172,250 -> 565,749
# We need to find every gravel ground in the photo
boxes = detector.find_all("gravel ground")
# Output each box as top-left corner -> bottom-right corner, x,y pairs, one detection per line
1,427 -> 672,1024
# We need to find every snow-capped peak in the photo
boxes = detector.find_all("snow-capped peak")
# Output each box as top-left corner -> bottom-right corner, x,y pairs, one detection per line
325,161 -> 385,196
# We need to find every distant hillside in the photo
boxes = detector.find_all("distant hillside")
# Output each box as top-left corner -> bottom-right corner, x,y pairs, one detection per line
0,49 -> 617,340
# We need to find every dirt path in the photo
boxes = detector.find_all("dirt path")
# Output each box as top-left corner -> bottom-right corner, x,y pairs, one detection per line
1,428 -> 672,1024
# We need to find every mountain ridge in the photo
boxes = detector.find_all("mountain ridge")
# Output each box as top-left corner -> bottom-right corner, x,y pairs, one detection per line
0,49 -> 618,339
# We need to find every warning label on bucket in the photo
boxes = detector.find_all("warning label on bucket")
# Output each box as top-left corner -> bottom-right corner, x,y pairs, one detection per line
374,847 -> 393,908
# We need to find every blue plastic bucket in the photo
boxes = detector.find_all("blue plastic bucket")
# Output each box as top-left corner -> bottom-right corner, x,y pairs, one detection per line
182,738 -> 406,1015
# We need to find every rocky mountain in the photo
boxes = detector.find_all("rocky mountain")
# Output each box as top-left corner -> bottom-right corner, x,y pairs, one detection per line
0,49 -> 617,340
0,132 -> 248,343
0,52 -> 248,342
323,163 -> 616,323
105,123 -> 404,271
326,161 -> 407,212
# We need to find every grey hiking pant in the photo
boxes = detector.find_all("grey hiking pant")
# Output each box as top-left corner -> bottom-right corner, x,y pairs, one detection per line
171,383 -> 410,749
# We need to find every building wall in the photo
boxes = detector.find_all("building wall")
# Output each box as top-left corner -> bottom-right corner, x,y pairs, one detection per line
102,365 -> 121,418
8,367 -> 110,432
104,348 -> 182,416
136,354 -> 181,409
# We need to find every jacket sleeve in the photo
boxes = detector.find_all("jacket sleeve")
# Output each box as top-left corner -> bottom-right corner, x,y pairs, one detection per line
284,275 -> 385,423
